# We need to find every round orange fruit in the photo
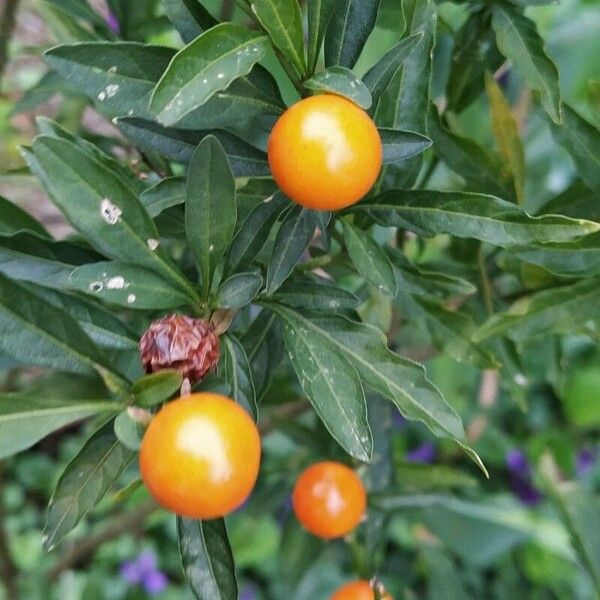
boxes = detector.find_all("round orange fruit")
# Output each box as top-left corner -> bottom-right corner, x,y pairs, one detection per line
331,580 -> 393,600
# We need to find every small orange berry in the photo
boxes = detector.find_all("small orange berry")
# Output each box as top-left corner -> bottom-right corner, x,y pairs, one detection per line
139,393 -> 261,519
292,461 -> 367,539
331,580 -> 393,600
268,94 -> 382,211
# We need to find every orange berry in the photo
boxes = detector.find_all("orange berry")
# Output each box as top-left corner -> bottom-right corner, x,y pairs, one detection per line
139,393 -> 261,519
331,580 -> 393,600
268,94 -> 382,211
292,461 -> 367,539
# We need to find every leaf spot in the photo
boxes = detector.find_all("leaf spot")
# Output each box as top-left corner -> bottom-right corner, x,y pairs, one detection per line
106,276 -> 127,290
147,238 -> 160,251
89,281 -> 104,293
127,294 -> 137,304
100,198 -> 122,225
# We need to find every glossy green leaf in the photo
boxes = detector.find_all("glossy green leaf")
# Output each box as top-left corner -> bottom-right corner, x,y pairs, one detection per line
304,67 -> 372,109
491,2 -> 561,123
178,517 -> 238,600
380,128 -> 432,164
140,176 -> 186,218
266,208 -> 319,295
44,42 -> 175,119
116,118 -> 270,177
150,23 -> 270,126
547,104 -> 600,196
248,0 -> 305,76
363,33 -> 424,110
538,181 -> 600,222
163,0 -> 218,43
113,410 -> 144,451
69,261 -> 193,309
342,220 -> 397,297
220,334 -> 258,419
307,0 -> 338,72
272,276 -> 360,310
186,136 -> 237,296
216,272 -> 263,309
324,0 -> 379,69
352,190 -> 599,247
0,196 -> 48,237
485,73 -> 525,203
132,371 -> 183,408
0,396 -> 120,460
44,420 -> 134,550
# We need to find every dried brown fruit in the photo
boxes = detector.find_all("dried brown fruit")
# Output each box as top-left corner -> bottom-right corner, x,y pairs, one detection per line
140,314 -> 220,384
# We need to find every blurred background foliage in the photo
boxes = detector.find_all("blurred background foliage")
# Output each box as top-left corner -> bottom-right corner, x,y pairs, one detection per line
0,0 -> 599,599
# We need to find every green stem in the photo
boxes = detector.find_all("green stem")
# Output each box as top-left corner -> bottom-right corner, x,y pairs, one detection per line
477,245 -> 494,316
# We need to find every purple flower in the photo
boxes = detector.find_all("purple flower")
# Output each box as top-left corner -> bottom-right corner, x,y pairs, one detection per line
393,412 -> 407,430
120,560 -> 143,584
106,11 -> 120,34
405,442 -> 437,464
506,449 -> 531,477
240,583 -> 259,600
576,448 -> 597,478
120,551 -> 168,595
506,449 -> 543,507
143,570 -> 169,596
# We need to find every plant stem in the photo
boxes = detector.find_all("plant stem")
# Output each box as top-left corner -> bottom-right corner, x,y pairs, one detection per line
0,0 -> 20,92
477,245 -> 494,316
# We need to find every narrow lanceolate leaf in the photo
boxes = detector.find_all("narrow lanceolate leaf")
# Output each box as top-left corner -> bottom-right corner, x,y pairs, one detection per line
163,0 -> 218,43
220,334 -> 258,419
352,190 -> 599,248
224,192 -> 289,276
44,43 -> 175,119
0,273 -> 126,388
265,304 -> 484,473
363,33 -> 424,110
491,2 -> 561,123
379,128 -> 432,164
28,136 -> 198,302
69,262 -> 193,309
141,177 -> 186,218
273,276 -> 360,311
271,306 -> 373,461
0,196 -> 48,237
116,118 -> 270,177
325,0 -> 379,69
178,517 -> 238,600
0,396 -> 121,460
474,279 -> 600,342
150,23 -> 270,126
485,73 -> 526,204
307,0 -> 338,72
44,420 -> 134,550
248,0 -> 306,76
547,104 -> 600,196
266,208 -> 319,295
186,137 -> 236,297
304,67 -> 372,109
216,272 -> 263,310
342,220 -> 397,297
132,371 -> 183,408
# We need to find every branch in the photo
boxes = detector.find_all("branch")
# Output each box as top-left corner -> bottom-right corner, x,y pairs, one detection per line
0,0 -> 21,92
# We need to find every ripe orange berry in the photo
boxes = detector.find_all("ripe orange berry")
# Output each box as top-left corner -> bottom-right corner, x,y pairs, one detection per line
139,393 -> 261,519
331,580 -> 393,600
268,94 -> 383,211
292,461 -> 367,539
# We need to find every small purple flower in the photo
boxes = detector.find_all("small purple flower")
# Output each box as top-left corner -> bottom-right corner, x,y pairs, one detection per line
576,448 -> 597,478
240,583 -> 259,600
506,449 -> 531,477
143,570 -> 169,596
506,449 -> 543,507
393,412 -> 407,430
120,560 -> 143,584
405,442 -> 437,464
120,550 -> 168,595
106,11 -> 120,34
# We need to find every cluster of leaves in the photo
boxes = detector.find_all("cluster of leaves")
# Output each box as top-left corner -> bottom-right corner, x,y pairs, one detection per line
0,0 -> 599,598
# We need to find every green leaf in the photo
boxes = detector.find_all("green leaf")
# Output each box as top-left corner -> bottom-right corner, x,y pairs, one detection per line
547,104 -> 600,196
538,180 -> 600,222
44,42 -> 175,119
141,176 -> 186,218
69,261 -> 193,309
28,136 -> 198,302
248,0 -> 306,76
116,118 -> 270,177
265,303 -> 486,474
304,67 -> 372,109
150,23 -> 270,126
324,0 -> 379,69
380,128 -> 432,164
220,334 -> 258,419
44,420 -> 134,550
132,371 -> 183,408
395,463 -> 478,491
307,0 -> 338,72
216,272 -> 263,309
178,517 -> 238,600
270,305 -> 373,461
113,410 -> 144,451
224,192 -> 289,276
491,2 -> 561,123
363,33 -> 423,110
266,208 -> 319,295
163,0 -> 218,43
0,396 -> 121,460
474,279 -> 600,342
272,275 -> 360,310
485,73 -> 525,204
352,190 -> 599,248
0,196 -> 48,237
186,136 -> 237,297
342,220 -> 397,297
